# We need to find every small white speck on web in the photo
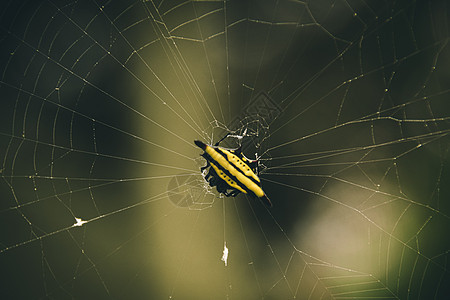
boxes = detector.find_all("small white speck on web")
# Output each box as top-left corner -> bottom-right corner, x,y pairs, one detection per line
73,217 -> 87,227
221,242 -> 229,266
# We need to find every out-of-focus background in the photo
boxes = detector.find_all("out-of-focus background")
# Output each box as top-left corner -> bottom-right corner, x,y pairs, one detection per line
1,0 -> 449,299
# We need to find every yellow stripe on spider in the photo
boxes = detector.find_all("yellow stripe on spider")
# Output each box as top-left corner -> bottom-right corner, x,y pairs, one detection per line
194,138 -> 272,207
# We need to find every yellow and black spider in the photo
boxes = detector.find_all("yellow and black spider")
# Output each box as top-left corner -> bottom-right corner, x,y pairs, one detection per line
194,135 -> 272,207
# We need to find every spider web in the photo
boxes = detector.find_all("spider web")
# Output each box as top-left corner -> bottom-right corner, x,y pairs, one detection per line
1,0 -> 449,299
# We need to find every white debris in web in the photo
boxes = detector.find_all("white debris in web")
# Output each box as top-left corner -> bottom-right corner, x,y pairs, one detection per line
221,242 -> 229,266
73,217 -> 87,227
228,128 -> 247,141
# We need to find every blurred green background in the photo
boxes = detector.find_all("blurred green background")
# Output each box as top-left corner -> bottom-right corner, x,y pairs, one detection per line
0,0 -> 449,299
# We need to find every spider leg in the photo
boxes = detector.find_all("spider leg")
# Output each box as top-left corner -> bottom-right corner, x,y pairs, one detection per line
216,181 -> 227,194
209,176 -> 218,187
200,154 -> 210,171
215,133 -> 230,146
205,165 -> 216,181
229,189 -> 240,197
200,164 -> 209,173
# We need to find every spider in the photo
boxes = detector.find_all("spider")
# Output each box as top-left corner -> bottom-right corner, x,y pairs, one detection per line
194,134 -> 272,207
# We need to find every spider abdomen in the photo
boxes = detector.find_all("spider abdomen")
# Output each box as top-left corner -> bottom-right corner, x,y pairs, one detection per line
195,139 -> 272,206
